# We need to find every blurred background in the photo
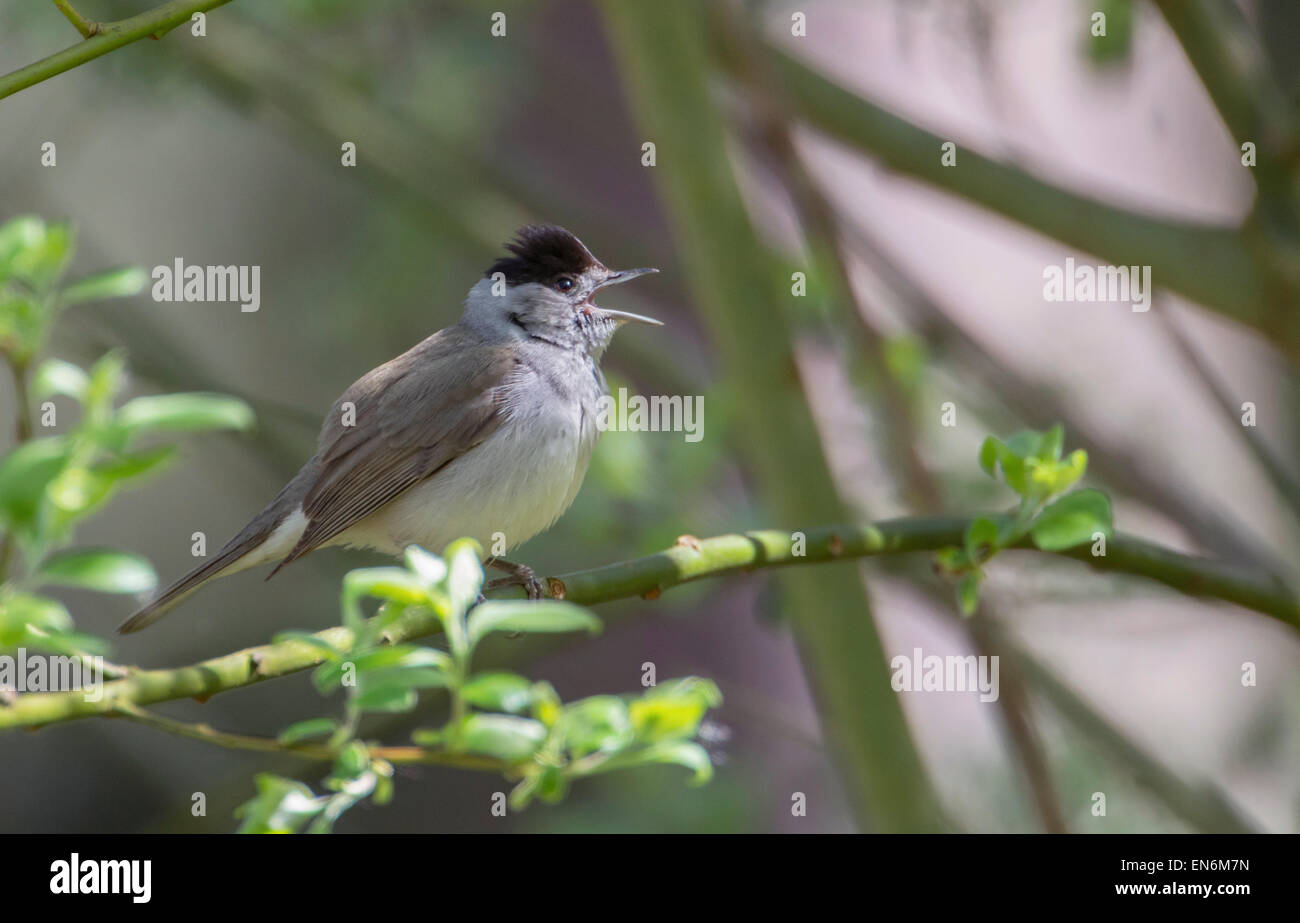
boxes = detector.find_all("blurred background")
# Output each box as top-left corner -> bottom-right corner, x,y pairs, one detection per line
1,0 -> 1298,833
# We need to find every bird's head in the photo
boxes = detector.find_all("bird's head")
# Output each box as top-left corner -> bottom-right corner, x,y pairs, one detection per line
467,224 -> 660,356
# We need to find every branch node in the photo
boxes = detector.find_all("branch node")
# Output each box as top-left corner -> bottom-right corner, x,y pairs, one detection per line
675,534 -> 702,552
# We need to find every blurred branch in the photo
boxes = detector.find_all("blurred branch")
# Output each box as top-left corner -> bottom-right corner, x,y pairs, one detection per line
4,518 -> 1295,731
601,0 -> 944,833
1152,0 -> 1298,161
114,702 -> 505,771
1157,298 -> 1300,524
719,8 -> 941,512
966,610 -> 1067,833
719,36 -> 1296,353
989,621 -> 1259,834
0,0 -> 234,101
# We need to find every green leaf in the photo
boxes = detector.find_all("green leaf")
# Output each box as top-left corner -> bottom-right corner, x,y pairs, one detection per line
277,718 -> 340,745
341,567 -> 431,631
0,593 -> 74,649
352,682 -> 418,713
629,678 -> 721,743
114,393 -> 254,435
443,538 -> 484,619
956,572 -> 981,616
235,774 -> 324,834
91,446 -> 178,483
9,219 -> 73,291
32,358 -> 88,401
1030,488 -> 1113,551
963,516 -> 999,564
60,266 -> 149,305
460,671 -> 538,713
458,714 -> 547,761
627,741 -> 714,786
404,545 -> 447,587
466,600 -> 601,649
561,695 -> 631,757
0,436 -> 69,530
978,437 -> 1000,477
35,548 -> 156,594
0,215 -> 45,274
1039,424 -> 1065,462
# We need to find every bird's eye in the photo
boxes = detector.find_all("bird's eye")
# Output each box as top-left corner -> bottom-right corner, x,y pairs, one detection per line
555,276 -> 575,293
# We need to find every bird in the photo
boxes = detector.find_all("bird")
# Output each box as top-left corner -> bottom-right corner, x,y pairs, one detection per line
119,225 -> 660,633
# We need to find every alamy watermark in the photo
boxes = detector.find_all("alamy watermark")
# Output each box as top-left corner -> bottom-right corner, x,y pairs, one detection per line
1043,258 -> 1151,312
890,647 -> 999,703
594,387 -> 704,443
152,258 -> 260,312
0,648 -> 103,702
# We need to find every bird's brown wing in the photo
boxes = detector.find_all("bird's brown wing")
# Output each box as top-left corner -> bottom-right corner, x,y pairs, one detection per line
271,330 -> 517,571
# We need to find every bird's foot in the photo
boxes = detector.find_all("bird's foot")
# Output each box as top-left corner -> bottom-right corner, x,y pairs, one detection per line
484,557 -> 546,600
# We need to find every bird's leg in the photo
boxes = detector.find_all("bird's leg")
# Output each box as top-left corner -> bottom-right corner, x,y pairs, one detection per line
484,557 -> 546,600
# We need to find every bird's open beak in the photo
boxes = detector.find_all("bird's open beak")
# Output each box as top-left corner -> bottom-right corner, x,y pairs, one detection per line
594,267 -> 662,326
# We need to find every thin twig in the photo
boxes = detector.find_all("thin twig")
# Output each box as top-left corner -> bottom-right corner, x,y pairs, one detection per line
113,702 -> 506,770
51,0 -> 100,38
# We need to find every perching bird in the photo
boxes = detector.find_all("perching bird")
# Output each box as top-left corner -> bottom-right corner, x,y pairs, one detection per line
120,225 -> 660,633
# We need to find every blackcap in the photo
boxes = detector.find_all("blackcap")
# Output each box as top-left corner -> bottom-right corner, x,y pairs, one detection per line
120,225 -> 659,633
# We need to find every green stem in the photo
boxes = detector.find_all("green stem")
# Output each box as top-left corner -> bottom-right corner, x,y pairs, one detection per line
51,0 -> 99,39
3,518 -> 1293,729
114,702 -> 505,770
0,0 -> 236,101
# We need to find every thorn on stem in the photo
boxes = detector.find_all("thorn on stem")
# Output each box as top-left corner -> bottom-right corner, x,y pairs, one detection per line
675,534 -> 702,551
546,577 -> 567,599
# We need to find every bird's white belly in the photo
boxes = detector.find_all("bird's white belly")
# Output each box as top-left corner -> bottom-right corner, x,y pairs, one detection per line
336,399 -> 596,558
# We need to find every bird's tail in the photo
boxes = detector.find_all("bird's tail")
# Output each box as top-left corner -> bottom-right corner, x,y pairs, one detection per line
118,529 -> 274,634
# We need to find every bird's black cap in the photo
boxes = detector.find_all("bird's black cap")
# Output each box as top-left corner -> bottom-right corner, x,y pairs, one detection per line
487,224 -> 601,285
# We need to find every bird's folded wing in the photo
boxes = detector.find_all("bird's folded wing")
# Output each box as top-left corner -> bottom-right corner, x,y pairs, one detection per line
275,335 -> 517,567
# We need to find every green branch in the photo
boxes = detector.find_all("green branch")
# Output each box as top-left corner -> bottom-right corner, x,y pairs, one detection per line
0,0 -> 235,102
1153,0 -> 1296,160
3,518 -> 1294,732
114,702 -> 506,771
730,37 -> 1287,343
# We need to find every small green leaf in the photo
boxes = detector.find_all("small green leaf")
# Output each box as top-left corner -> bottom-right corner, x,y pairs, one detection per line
460,671 -> 538,713
35,548 -> 156,594
630,741 -> 714,786
404,545 -> 447,587
32,358 -> 89,401
235,774 -> 324,834
444,539 -> 484,619
562,695 -> 632,757
277,718 -> 340,745
466,600 -> 601,649
60,266 -> 149,305
1030,488 -> 1113,551
458,714 -> 547,761
978,437 -> 1000,477
956,572 -> 981,616
963,516 -> 999,564
0,437 -> 69,531
629,678 -> 721,743
1039,424 -> 1065,462
114,393 -> 254,435
352,682 -> 418,713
